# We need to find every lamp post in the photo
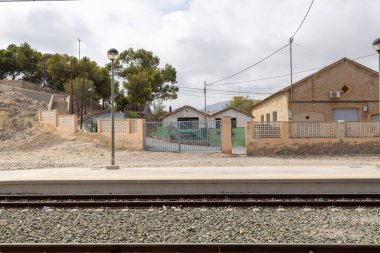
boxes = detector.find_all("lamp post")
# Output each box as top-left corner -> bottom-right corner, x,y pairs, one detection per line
88,87 -> 94,115
373,38 -> 380,121
106,48 -> 119,170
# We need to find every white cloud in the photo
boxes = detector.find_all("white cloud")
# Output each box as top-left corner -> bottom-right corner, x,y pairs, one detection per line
0,0 -> 379,109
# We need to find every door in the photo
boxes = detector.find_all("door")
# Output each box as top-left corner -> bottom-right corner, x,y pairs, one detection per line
332,109 -> 359,121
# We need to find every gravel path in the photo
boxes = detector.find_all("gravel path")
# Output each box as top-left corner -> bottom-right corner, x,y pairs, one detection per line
0,207 -> 378,243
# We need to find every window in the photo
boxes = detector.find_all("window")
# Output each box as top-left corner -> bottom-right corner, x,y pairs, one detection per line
215,118 -> 221,128
266,113 -> 270,122
261,114 -> 264,122
231,118 -> 237,128
272,111 -> 277,122
178,117 -> 199,129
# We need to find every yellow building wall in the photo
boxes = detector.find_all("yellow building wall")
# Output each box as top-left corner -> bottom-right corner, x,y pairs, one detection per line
251,93 -> 289,122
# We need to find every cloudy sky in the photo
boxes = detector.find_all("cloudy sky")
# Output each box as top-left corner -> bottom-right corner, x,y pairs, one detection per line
0,0 -> 379,110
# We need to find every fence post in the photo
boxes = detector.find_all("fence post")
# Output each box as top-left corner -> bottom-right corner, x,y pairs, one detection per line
177,122 -> 181,152
281,121 -> 290,140
245,121 -> 254,155
337,120 -> 345,138
221,116 -> 232,154
136,119 -> 146,150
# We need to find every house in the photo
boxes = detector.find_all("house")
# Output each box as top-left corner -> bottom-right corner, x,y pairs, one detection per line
251,57 -> 379,122
160,105 -> 253,127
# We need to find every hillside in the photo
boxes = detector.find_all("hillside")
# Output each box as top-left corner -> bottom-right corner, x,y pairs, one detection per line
0,91 -> 61,150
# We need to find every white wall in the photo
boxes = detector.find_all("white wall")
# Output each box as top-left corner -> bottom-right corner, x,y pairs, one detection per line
210,108 -> 252,127
161,108 -> 207,124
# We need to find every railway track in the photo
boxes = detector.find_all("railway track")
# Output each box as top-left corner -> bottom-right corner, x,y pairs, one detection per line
0,243 -> 379,253
1,193 -> 379,208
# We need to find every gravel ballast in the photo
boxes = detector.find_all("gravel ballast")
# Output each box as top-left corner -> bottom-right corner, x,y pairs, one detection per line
0,207 -> 379,243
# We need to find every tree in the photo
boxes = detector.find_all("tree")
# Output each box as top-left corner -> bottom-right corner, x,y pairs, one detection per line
113,48 -> 178,112
0,44 -> 20,80
151,99 -> 167,121
225,96 -> 258,113
64,77 -> 94,114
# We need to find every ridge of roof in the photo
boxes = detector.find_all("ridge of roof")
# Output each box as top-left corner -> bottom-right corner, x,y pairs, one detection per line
211,106 -> 253,117
251,57 -> 379,109
159,105 -> 207,119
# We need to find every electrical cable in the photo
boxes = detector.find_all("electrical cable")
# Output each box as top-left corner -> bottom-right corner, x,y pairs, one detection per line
290,0 -> 315,39
197,52 -> 377,87
207,43 -> 290,85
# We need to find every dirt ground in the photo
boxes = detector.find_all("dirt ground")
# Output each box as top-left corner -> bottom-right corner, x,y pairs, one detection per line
1,132 -> 380,170
1,91 -> 380,170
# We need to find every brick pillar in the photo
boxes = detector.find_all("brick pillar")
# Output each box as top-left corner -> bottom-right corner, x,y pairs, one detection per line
136,119 -> 146,150
97,120 -> 102,135
281,121 -> 290,140
337,120 -> 346,138
221,116 -> 232,154
245,121 -> 254,155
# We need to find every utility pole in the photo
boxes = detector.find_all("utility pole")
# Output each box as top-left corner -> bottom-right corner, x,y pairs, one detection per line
78,38 -> 81,60
80,57 -> 87,130
204,81 -> 207,113
289,37 -> 294,102
70,59 -> 74,115
30,56 -> 34,83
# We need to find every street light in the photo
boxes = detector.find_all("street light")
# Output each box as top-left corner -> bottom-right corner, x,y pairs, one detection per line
373,38 -> 380,121
106,48 -> 119,170
88,87 -> 94,115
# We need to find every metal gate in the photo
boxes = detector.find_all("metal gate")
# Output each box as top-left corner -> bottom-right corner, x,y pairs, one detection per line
144,120 -> 221,152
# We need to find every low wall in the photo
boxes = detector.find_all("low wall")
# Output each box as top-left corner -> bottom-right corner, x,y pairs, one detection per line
246,121 -> 380,155
97,119 -> 145,150
39,110 -> 77,134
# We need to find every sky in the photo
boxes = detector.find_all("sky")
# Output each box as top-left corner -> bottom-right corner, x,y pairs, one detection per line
0,0 -> 379,110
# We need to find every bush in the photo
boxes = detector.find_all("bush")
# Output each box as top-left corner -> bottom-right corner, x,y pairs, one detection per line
126,111 -> 140,119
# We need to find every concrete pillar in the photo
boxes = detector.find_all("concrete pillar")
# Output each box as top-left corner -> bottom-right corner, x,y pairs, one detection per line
281,121 -> 290,140
245,121 -> 254,155
221,116 -> 232,154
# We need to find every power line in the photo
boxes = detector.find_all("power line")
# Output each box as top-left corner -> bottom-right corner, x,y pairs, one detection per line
294,42 -> 333,61
290,0 -> 315,39
199,52 -> 377,87
180,86 -> 271,95
207,43 -> 290,85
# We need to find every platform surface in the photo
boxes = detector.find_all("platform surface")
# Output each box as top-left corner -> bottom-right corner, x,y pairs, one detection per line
1,165 -> 380,181
1,166 -> 380,194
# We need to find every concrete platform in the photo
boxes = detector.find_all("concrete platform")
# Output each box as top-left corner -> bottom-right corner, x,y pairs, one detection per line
0,165 -> 380,194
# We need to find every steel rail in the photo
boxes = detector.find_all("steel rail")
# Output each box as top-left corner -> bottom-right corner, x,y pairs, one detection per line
1,193 -> 380,200
0,193 -> 379,208
0,243 -> 380,253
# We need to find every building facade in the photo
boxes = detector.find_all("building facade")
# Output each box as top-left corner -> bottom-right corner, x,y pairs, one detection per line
251,58 -> 379,122
161,105 -> 253,127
